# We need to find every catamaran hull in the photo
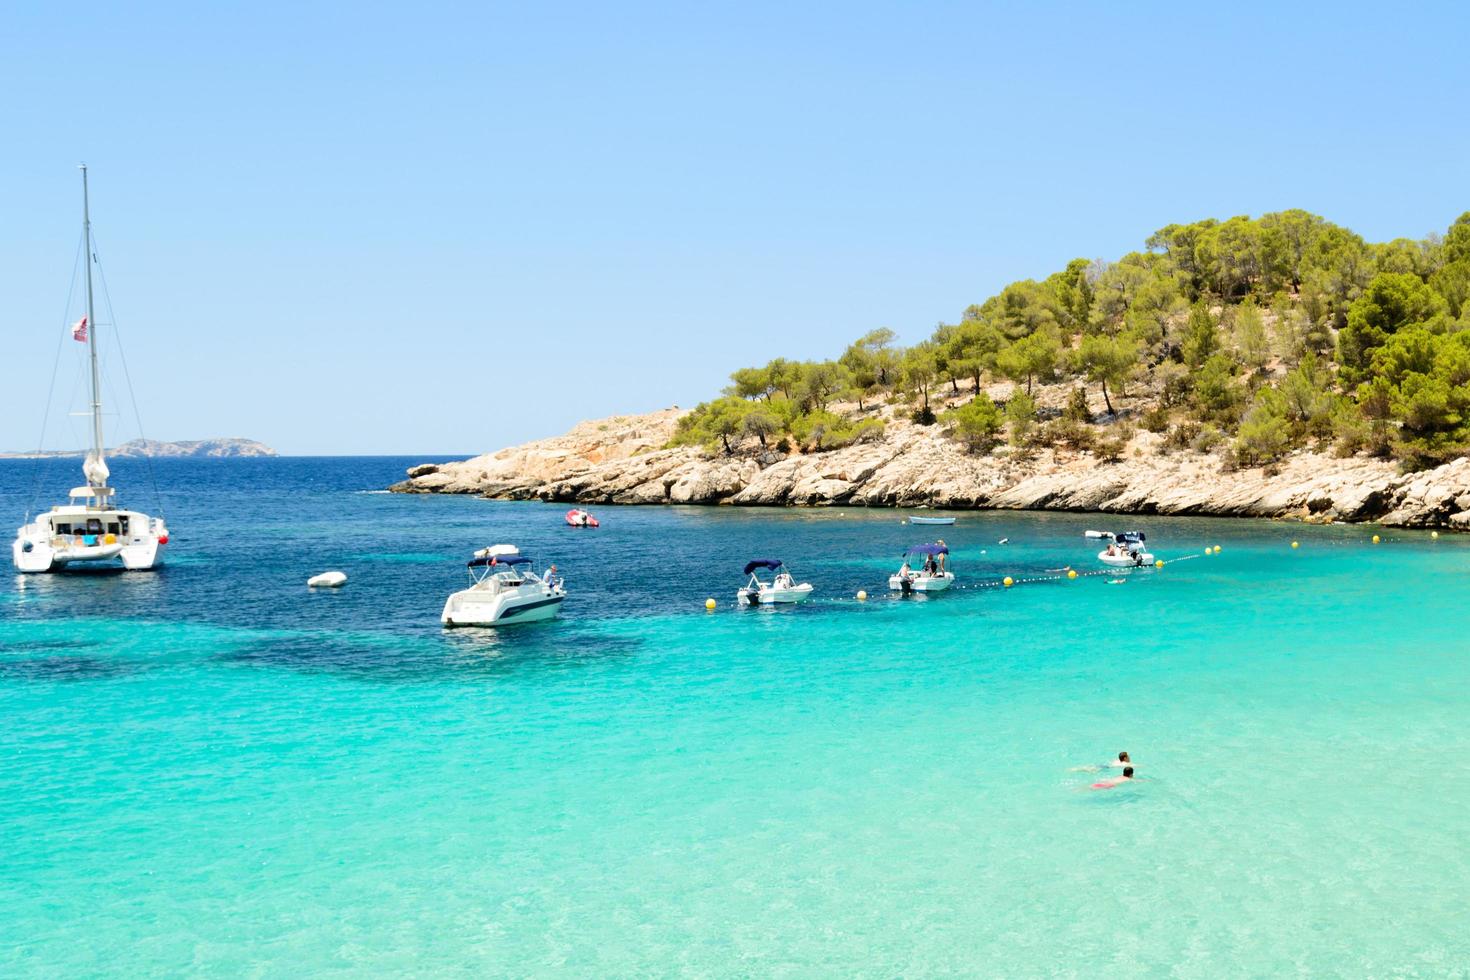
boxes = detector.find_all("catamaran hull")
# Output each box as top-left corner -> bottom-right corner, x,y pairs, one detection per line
11,536 -> 163,573
441,591 -> 564,627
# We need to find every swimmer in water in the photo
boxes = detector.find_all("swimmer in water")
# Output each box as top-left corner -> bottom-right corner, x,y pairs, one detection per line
1091,766 -> 1134,790
1071,751 -> 1134,773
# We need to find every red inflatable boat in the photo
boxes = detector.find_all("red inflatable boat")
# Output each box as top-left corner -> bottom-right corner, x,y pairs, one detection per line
565,508 -> 600,528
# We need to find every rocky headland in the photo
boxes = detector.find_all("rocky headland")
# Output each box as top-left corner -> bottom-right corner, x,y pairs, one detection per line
390,407 -> 1470,529
0,438 -> 278,459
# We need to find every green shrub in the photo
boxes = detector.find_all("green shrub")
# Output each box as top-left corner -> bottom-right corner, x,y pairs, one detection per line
944,395 -> 1004,453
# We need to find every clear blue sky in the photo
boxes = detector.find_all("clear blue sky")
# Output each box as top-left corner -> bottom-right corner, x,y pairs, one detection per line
3,1 -> 1466,455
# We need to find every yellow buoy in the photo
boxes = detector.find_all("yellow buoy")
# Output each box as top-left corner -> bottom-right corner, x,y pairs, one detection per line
1372,534 -> 1380,544
1003,576 -> 1014,587
1291,541 -> 1299,549
1066,569 -> 1077,580
1432,530 -> 1440,539
856,590 -> 867,601
1155,559 -> 1164,568
1213,545 -> 1222,554
705,598 -> 717,610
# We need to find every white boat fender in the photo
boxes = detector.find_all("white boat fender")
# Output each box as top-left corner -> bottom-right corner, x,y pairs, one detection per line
308,571 -> 348,588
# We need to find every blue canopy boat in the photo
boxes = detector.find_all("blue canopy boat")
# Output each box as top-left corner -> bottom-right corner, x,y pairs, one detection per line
737,558 -> 814,606
889,542 -> 954,593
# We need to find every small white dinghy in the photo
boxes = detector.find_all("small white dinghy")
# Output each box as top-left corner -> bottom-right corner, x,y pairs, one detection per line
889,542 -> 955,593
441,544 -> 564,627
736,559 -> 814,605
308,571 -> 348,588
1085,530 -> 1155,567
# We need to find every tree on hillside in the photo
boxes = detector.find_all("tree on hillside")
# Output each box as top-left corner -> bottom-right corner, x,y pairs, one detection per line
1233,387 -> 1294,465
1429,260 -> 1470,319
947,319 -> 1005,391
901,343 -> 940,421
1180,302 -> 1221,369
1258,209 -> 1327,291
741,405 -> 782,448
993,281 -> 1062,339
728,366 -> 773,401
1193,353 -> 1243,423
797,360 -> 853,412
1077,332 -> 1139,415
945,395 -> 1003,453
839,328 -> 900,403
1444,212 -> 1470,265
1045,258 -> 1095,333
1231,299 -> 1271,373
1338,272 -> 1450,384
1004,388 -> 1037,446
996,329 -> 1061,395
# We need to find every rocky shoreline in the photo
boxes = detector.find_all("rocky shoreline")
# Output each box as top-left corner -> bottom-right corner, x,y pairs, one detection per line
390,407 -> 1470,529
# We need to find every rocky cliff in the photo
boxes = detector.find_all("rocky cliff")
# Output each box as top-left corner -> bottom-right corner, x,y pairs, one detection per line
391,408 -> 1470,529
111,438 -> 278,458
1,437 -> 278,459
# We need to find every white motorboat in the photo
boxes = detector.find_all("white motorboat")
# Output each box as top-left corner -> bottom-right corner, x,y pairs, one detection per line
1086,530 -> 1155,568
441,545 -> 565,627
12,166 -> 168,573
889,542 -> 955,593
736,559 -> 814,605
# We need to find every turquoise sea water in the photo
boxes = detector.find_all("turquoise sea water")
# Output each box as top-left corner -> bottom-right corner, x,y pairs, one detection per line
3,457 -> 1469,975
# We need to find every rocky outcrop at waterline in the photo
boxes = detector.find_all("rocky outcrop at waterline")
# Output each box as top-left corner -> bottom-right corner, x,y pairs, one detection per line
390,407 -> 1470,529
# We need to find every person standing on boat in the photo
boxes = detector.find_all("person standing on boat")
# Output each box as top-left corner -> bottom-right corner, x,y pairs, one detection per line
936,539 -> 948,574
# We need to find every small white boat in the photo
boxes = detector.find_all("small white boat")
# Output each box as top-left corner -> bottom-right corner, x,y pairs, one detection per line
441,544 -> 565,627
908,515 -> 956,526
1086,530 -> 1155,567
308,571 -> 348,588
889,542 -> 955,593
736,559 -> 814,605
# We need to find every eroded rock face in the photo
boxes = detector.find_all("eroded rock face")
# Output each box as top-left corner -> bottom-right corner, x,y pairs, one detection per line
390,408 -> 1470,529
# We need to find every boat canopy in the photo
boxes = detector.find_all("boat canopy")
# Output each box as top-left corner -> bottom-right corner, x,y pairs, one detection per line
905,543 -> 949,555
743,559 -> 783,575
468,554 -> 531,568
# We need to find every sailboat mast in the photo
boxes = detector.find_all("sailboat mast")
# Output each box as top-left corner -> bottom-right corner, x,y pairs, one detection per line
80,163 -> 105,477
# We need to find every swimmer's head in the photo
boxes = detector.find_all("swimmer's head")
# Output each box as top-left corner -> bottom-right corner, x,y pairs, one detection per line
1118,752 -> 1129,762
1123,766 -> 1134,778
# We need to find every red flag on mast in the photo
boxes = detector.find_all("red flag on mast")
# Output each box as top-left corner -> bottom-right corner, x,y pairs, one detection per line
71,315 -> 88,343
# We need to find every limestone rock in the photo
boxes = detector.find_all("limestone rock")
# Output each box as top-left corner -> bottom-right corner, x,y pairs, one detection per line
389,407 -> 1470,529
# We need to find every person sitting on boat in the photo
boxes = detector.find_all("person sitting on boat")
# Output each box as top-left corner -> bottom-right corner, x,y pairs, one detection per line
544,564 -> 558,590
773,570 -> 794,589
922,554 -> 936,575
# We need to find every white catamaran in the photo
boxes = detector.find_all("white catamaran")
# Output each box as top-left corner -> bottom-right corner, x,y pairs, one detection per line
11,166 -> 169,573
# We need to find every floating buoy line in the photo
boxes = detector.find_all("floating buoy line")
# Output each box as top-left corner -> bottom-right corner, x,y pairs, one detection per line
703,553 -> 1211,609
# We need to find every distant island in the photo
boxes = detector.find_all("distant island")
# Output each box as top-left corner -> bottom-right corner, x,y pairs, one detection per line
393,208 -> 1470,529
0,438 -> 277,459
